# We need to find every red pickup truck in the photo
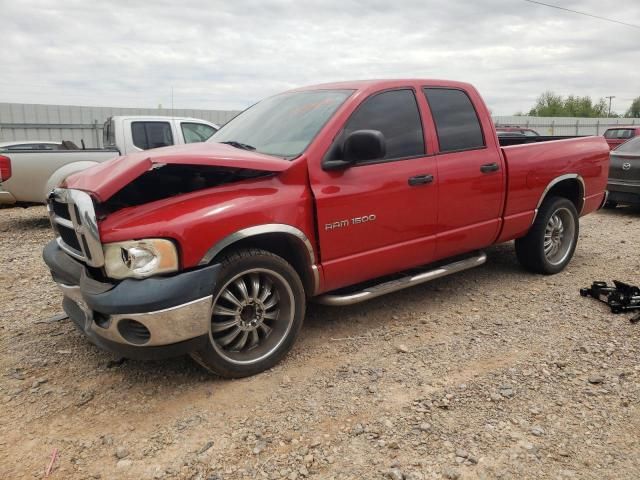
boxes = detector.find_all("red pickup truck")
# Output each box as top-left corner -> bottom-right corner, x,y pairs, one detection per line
603,126 -> 640,150
43,79 -> 609,377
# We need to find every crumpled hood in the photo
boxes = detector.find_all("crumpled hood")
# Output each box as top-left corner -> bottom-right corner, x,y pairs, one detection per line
65,142 -> 292,202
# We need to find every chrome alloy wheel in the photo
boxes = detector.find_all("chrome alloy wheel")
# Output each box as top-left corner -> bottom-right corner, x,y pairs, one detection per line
209,268 -> 295,365
544,207 -> 576,266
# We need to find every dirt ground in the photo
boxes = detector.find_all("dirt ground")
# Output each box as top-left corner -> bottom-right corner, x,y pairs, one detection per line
1,205 -> 639,480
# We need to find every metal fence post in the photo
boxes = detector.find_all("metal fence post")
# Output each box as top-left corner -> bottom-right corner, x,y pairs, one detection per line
92,120 -> 99,148
596,120 -> 600,135
551,120 -> 555,135
575,120 -> 579,136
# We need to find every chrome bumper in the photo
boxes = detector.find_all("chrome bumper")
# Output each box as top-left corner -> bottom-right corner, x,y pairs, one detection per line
58,282 -> 212,347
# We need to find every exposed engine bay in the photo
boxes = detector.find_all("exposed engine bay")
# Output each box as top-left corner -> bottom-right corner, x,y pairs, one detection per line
100,164 -> 272,214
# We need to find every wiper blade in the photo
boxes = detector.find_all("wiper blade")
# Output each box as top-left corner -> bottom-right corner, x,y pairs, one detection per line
219,141 -> 256,151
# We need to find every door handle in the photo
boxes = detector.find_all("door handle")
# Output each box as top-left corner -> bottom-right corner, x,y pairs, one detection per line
480,162 -> 500,173
408,174 -> 434,186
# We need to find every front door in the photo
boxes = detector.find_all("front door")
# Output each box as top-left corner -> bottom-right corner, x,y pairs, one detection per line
309,88 -> 439,292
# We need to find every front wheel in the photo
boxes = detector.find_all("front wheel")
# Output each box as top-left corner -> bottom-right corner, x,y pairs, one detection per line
515,196 -> 579,275
191,249 -> 306,378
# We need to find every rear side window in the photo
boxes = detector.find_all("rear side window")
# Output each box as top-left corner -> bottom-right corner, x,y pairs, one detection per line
423,88 -> 485,153
604,129 -> 634,139
132,122 -> 174,150
343,89 -> 425,161
181,122 -> 217,143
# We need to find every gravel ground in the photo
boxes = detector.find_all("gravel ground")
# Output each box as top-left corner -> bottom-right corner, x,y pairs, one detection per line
1,205 -> 640,480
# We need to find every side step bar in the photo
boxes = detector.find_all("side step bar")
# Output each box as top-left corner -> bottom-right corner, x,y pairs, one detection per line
314,251 -> 487,306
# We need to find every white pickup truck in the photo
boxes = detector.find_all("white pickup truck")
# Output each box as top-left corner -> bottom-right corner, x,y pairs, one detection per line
0,115 -> 219,205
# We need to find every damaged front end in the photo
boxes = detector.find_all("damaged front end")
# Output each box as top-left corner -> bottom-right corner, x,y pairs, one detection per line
99,164 -> 272,214
43,142 -> 295,359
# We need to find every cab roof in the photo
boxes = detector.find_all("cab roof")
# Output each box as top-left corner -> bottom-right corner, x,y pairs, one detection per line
291,78 -> 476,95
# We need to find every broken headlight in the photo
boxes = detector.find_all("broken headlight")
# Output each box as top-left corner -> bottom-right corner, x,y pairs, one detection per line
103,239 -> 179,280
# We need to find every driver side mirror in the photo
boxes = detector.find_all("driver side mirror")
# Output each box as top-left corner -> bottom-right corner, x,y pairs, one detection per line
323,130 -> 386,171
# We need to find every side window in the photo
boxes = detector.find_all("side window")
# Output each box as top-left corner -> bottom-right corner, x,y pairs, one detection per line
423,88 -> 485,153
131,122 -> 174,150
181,122 -> 217,143
343,89 -> 425,161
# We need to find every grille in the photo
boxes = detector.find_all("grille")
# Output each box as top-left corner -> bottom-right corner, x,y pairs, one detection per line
47,189 -> 104,267
51,200 -> 71,220
58,224 -> 82,251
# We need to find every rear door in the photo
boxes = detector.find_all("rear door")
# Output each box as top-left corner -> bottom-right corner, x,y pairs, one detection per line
422,87 -> 504,259
310,88 -> 439,291
126,120 -> 175,153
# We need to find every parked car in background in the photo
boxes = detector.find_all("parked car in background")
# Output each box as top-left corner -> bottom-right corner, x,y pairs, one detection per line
496,125 -> 540,137
605,135 -> 640,208
0,140 -> 64,151
0,116 -> 219,205
603,126 -> 640,150
43,79 -> 609,378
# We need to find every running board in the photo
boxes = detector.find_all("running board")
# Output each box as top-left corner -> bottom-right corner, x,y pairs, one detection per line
314,251 -> 487,306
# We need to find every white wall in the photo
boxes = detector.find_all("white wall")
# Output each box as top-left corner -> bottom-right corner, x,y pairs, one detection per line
492,116 -> 639,136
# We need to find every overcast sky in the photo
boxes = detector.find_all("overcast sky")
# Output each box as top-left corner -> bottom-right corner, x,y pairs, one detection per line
1,0 -> 638,115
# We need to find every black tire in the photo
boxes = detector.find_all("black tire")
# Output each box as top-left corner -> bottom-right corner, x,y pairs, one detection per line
603,201 -> 618,209
515,196 -> 579,275
191,248 -> 306,378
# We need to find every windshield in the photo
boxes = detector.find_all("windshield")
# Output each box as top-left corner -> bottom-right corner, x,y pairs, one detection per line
210,89 -> 354,158
614,135 -> 640,153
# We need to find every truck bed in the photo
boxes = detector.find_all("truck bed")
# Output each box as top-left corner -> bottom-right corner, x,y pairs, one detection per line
0,149 -> 119,204
497,135 -> 584,147
496,136 -> 609,243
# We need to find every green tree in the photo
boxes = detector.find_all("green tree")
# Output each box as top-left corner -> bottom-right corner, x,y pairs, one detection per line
528,92 -> 612,117
626,97 -> 640,118
528,91 -> 564,116
563,95 -> 608,117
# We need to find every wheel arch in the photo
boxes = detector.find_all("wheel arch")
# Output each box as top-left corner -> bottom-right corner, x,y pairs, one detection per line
534,174 -> 585,222
199,225 -> 319,296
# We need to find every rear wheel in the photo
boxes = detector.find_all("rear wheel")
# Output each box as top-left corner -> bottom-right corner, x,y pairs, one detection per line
191,249 -> 306,378
515,196 -> 579,275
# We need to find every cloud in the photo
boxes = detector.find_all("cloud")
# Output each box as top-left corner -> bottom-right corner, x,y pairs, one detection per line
0,0 -> 638,114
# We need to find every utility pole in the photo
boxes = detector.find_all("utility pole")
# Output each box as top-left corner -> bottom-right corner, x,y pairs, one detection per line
605,95 -> 615,117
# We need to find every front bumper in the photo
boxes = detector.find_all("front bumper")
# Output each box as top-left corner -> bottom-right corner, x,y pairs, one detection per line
43,240 -> 220,360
